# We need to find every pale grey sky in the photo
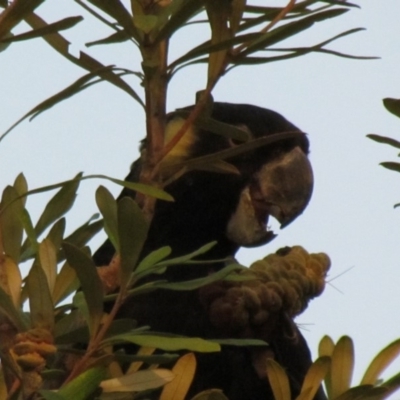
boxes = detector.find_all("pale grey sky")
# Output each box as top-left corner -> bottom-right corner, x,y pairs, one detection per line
1,0 -> 400,392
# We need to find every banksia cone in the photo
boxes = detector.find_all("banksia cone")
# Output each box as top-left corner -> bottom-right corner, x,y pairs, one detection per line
200,246 -> 330,338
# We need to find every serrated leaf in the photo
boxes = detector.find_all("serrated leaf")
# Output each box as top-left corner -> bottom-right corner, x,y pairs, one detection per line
160,353 -> 196,400
361,339 -> 400,385
35,173 -> 81,237
0,255 -> 22,307
58,366 -> 106,399
0,16 -> 83,43
118,197 -> 149,283
0,186 -> 24,262
27,263 -> 54,330
63,242 -> 103,337
296,356 -> 330,400
100,368 -> 174,393
52,261 -> 79,305
330,336 -> 354,399
367,134 -> 400,150
96,186 -> 119,253
266,358 -> 291,400
383,98 -> 400,119
39,239 -> 57,293
103,334 -> 220,353
135,246 -> 172,275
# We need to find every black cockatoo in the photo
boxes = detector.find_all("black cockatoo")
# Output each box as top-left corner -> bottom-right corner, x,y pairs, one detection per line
93,103 -> 323,400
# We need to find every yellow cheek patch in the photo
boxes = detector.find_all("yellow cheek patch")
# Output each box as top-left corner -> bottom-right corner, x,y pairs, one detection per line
162,117 -> 198,166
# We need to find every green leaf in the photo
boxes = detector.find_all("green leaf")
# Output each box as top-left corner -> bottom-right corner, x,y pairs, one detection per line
118,197 -> 149,282
39,239 -> 58,293
380,371 -> 400,399
0,16 -> 83,43
319,335 -> 335,397
103,334 -> 220,353
367,134 -> 400,150
266,358 -> 291,400
100,369 -> 174,393
361,339 -> 400,385
63,242 -> 103,338
13,173 -> 28,205
153,263 -> 242,291
35,173 -> 81,237
58,366 -> 107,400
380,162 -> 400,173
27,263 -> 54,330
52,262 -> 79,305
330,336 -> 354,399
46,218 -> 66,254
39,391 -> 66,400
333,385 -> 382,400
134,15 -> 158,33
0,186 -> 24,262
96,186 -> 119,253
62,217 -> 103,253
135,246 -> 172,275
86,29 -> 130,47
0,255 -> 22,308
0,285 -> 27,331
54,309 -> 89,344
383,98 -> 400,119
212,338 -> 268,347
86,0 -> 139,40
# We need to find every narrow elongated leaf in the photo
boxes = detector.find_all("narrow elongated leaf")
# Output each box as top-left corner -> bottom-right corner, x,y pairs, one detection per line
57,366 -> 106,400
0,16 -> 83,43
152,263 -> 242,291
380,371 -> 400,398
39,391 -> 66,400
103,334 -> 220,353
297,356 -> 330,400
100,369 -> 174,393
46,218 -> 66,253
333,385 -> 379,400
383,98 -> 400,119
23,13 -> 144,105
118,197 -> 149,282
160,353 -> 196,400
0,0 -> 44,40
86,29 -> 130,47
330,336 -> 354,399
266,358 -> 291,400
0,186 -> 24,262
13,173 -> 27,205
0,255 -> 22,307
367,134 -> 400,150
35,173 -> 81,237
27,263 -> 54,330
63,217 -> 103,252
241,9 -> 348,57
52,262 -> 78,305
0,284 -> 27,330
63,242 -> 103,337
176,111 -> 250,142
39,239 -> 58,293
380,162 -> 400,173
96,186 -> 119,253
319,335 -> 335,357
361,339 -> 400,385
86,0 -> 139,40
135,246 -> 172,275
213,338 -> 268,347
155,242 -> 217,267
